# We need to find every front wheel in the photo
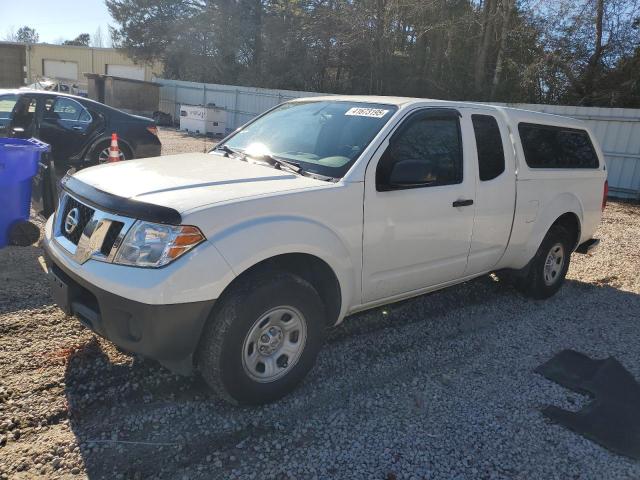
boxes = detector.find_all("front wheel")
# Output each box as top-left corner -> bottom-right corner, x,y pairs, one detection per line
517,225 -> 572,299
197,271 -> 326,405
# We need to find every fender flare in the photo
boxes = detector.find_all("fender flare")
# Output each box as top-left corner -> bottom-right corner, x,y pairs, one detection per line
208,215 -> 357,321
524,192 -> 584,262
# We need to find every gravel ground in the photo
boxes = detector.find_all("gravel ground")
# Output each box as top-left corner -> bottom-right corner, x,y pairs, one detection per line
159,127 -> 217,156
1,129 -> 639,479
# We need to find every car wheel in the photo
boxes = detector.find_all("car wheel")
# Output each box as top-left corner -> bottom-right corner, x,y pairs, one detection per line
517,225 -> 572,299
197,270 -> 326,405
89,142 -> 129,165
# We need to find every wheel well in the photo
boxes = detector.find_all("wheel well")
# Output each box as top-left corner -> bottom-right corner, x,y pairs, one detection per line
551,212 -> 581,250
224,254 -> 342,327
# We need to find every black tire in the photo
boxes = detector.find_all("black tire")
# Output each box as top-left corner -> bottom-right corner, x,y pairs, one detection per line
197,270 -> 326,405
516,225 -> 572,299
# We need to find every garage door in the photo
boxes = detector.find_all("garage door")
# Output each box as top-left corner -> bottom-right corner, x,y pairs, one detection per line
43,60 -> 78,80
106,64 -> 145,81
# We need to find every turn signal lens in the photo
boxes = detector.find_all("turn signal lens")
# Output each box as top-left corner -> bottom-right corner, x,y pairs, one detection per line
166,226 -> 206,261
146,125 -> 159,137
114,222 -> 205,268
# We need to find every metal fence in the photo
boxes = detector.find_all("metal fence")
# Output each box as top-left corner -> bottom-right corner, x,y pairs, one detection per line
156,78 -> 640,199
156,78 -> 323,134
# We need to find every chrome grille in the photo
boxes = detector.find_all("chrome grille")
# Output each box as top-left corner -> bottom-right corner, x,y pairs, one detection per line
100,221 -> 124,256
60,196 -> 94,245
53,193 -> 136,264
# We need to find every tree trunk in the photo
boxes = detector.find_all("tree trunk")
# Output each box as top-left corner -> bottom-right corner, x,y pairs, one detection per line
490,0 -> 513,100
583,0 -> 605,103
474,0 -> 496,96
252,0 -> 263,83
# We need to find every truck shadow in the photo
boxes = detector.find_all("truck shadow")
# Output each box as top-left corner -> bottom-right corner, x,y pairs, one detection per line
62,276 -> 640,478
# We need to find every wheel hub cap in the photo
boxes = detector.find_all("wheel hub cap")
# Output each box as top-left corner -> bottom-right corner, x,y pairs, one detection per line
258,326 -> 284,355
98,148 -> 125,164
241,306 -> 307,383
543,243 -> 565,286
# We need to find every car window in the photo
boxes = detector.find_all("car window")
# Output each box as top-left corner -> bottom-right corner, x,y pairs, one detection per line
519,123 -> 599,169
44,97 -> 90,122
377,112 -> 463,189
0,94 -> 18,121
79,109 -> 92,122
472,114 -> 506,181
5,96 -> 37,129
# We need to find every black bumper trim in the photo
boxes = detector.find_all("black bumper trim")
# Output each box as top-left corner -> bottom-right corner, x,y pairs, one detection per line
61,175 -> 182,225
44,243 -> 215,375
575,238 -> 600,254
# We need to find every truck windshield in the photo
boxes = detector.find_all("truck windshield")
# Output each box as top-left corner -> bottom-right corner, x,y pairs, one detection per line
218,101 -> 397,178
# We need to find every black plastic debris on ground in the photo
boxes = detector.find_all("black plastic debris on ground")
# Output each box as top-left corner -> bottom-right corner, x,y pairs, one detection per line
535,349 -> 640,459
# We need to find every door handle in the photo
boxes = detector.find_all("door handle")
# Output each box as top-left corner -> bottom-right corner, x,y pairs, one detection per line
452,199 -> 474,207
71,126 -> 83,131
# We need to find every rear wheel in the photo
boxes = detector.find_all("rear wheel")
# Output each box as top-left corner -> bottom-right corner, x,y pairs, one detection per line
197,271 -> 326,405
88,142 -> 129,165
517,225 -> 572,299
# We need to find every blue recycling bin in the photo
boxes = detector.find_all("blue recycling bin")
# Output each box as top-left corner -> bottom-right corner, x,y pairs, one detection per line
0,138 -> 51,248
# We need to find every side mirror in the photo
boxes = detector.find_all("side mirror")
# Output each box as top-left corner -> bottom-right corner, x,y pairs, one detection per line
384,159 -> 434,189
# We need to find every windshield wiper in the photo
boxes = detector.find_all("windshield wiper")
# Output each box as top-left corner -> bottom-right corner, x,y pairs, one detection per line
258,154 -> 303,174
260,154 -> 339,182
216,146 -> 337,182
215,144 -> 246,160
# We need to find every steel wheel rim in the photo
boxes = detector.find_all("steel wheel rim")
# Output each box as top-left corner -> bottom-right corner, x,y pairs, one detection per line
543,242 -> 565,286
241,306 -> 307,383
98,147 -> 125,164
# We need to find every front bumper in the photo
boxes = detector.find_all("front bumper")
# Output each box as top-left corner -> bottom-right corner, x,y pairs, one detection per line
43,242 -> 215,375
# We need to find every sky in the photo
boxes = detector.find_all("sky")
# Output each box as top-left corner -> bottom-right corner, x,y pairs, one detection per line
0,0 -> 114,45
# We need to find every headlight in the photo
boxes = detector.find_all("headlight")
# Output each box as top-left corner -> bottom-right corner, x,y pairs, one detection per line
114,221 -> 205,268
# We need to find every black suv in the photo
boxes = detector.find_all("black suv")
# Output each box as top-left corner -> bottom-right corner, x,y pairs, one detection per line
0,90 -> 161,167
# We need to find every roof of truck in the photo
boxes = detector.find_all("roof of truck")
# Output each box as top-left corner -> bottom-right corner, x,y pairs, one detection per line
289,95 -> 588,129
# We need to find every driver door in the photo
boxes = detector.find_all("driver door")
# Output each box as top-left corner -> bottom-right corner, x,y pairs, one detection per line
362,108 -> 476,303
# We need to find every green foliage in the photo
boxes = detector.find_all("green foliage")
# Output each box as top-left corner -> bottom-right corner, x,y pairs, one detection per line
106,0 -> 640,107
15,26 -> 39,44
63,34 -> 91,47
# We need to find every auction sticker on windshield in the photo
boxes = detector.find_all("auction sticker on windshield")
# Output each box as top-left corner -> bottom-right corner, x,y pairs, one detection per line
345,107 -> 390,118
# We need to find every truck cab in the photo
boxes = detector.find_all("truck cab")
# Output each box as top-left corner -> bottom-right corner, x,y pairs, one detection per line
43,96 -> 607,405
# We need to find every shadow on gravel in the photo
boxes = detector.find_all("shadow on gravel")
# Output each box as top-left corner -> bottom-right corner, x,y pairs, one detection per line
61,276 -> 640,479
536,350 -> 640,459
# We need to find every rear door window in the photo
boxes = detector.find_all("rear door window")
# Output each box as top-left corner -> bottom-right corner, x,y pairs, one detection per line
472,114 -> 505,181
44,97 -> 90,122
518,123 -> 599,169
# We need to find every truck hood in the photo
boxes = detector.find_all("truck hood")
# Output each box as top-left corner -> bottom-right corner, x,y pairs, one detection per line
72,153 -> 328,213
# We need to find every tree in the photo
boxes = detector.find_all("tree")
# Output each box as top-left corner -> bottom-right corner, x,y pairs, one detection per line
15,26 -> 39,43
64,33 -> 91,46
106,0 -> 640,107
92,27 -> 104,48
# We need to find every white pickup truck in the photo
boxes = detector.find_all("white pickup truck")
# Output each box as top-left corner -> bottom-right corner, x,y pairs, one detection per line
43,96 -> 607,404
